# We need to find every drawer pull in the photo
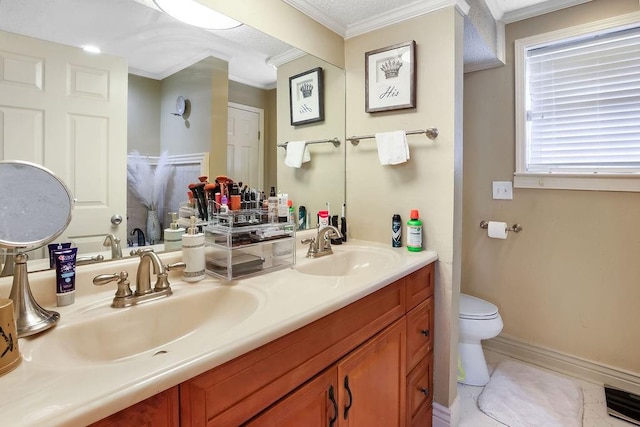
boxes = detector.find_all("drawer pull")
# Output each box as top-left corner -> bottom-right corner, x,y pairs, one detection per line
419,387 -> 429,397
420,329 -> 430,337
343,375 -> 353,420
328,385 -> 338,427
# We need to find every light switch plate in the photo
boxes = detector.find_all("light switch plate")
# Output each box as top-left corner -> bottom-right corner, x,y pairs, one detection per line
492,181 -> 513,200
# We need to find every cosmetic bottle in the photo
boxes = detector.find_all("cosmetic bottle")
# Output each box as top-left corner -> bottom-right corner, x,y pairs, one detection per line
298,205 -> 307,230
182,216 -> 205,282
164,212 -> 185,251
219,195 -> 229,214
318,210 -> 329,230
288,200 -> 295,224
277,193 -> 289,223
268,187 -> 278,223
407,210 -> 423,252
392,214 -> 402,247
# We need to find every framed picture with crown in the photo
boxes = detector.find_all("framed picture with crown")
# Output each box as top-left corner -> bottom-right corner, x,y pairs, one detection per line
289,67 -> 324,126
365,40 -> 416,113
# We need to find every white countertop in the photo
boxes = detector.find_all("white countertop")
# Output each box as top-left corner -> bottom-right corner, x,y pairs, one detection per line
0,235 -> 437,426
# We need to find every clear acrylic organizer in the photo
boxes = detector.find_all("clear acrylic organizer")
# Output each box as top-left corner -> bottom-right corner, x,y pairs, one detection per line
204,208 -> 295,281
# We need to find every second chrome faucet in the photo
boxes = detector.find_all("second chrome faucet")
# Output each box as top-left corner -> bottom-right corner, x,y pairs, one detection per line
301,225 -> 343,258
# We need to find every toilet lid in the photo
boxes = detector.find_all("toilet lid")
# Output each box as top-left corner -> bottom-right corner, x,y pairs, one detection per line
459,294 -> 499,320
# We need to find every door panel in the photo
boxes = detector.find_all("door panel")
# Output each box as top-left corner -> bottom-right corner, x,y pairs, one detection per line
0,31 -> 128,254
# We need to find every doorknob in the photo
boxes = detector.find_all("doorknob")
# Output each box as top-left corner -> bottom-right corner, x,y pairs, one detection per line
110,214 -> 123,225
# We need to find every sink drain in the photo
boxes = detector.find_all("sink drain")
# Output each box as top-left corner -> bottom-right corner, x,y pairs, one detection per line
153,350 -> 168,356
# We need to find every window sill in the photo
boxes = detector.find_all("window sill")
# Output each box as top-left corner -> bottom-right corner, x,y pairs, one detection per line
514,173 -> 640,192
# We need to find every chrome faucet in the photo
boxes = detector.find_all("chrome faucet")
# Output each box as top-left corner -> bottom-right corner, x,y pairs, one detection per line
93,249 -> 185,308
301,225 -> 343,258
103,233 -> 123,259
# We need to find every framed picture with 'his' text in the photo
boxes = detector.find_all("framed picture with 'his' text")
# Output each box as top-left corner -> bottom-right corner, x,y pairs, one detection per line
365,40 -> 416,113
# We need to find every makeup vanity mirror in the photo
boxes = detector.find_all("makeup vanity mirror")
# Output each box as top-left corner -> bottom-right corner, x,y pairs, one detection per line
0,0 -> 346,274
0,161 -> 75,336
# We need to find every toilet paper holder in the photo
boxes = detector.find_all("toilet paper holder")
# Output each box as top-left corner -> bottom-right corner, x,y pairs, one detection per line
479,221 -> 522,233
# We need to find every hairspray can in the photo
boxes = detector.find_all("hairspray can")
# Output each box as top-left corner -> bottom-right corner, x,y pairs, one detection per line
298,205 -> 307,230
392,214 -> 402,247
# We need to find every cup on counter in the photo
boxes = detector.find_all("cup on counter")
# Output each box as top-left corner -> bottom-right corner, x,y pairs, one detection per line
0,298 -> 21,376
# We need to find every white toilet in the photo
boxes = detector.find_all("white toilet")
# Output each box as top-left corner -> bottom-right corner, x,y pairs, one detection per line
458,293 -> 503,386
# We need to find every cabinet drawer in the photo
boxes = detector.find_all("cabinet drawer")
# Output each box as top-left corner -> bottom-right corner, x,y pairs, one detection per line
406,296 -> 434,371
406,354 -> 433,427
406,263 -> 434,311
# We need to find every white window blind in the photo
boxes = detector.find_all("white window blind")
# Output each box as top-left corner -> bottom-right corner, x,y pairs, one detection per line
524,25 -> 640,174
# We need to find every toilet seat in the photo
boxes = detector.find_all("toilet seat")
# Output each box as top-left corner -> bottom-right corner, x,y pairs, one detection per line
459,294 -> 499,320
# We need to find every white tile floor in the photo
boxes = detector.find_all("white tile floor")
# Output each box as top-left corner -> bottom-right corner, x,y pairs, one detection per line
458,353 -> 636,427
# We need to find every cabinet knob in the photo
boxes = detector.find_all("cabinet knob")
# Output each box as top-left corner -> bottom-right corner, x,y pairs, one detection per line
419,387 -> 429,397
420,329 -> 430,337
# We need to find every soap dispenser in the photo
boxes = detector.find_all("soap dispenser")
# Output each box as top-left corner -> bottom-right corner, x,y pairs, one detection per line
182,216 -> 205,282
164,212 -> 185,251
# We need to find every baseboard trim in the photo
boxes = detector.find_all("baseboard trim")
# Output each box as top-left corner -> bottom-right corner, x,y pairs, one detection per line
433,396 -> 459,427
484,335 -> 640,395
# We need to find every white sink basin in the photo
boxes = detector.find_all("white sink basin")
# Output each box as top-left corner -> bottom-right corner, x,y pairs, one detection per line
24,285 -> 259,366
294,246 -> 401,277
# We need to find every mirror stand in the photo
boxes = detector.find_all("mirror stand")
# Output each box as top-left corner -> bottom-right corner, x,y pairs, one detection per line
9,253 -> 60,337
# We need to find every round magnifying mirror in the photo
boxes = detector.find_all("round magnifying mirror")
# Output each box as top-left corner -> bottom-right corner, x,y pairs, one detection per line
0,160 -> 73,250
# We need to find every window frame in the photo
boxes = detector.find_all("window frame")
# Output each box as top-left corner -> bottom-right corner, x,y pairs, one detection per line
514,11 -> 640,192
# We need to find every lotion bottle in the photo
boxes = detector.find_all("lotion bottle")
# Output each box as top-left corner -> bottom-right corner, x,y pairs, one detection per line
182,216 -> 205,282
164,212 -> 185,251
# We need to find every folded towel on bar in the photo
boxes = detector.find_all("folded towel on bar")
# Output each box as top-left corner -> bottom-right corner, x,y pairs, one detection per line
284,141 -> 311,168
375,131 -> 409,165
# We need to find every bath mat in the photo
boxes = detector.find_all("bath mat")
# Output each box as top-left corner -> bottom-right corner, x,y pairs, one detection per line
478,359 -> 583,427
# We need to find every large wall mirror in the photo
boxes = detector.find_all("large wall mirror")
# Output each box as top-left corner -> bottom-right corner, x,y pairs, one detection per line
0,0 -> 346,273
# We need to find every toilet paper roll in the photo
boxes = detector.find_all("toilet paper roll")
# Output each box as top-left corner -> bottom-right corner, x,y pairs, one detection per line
487,221 -> 508,239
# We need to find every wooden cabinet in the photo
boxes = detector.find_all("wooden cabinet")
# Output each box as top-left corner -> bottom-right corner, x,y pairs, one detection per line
246,319 -> 406,427
89,386 -> 179,427
93,263 -> 435,427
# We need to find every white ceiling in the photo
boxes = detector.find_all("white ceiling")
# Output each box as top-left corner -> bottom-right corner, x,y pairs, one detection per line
0,0 -> 593,87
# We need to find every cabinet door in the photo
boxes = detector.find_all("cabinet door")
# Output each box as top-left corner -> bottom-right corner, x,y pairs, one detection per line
89,386 -> 179,427
245,369 -> 339,427
338,318 -> 406,427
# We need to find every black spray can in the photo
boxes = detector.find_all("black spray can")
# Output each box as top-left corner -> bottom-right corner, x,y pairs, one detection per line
392,214 -> 402,247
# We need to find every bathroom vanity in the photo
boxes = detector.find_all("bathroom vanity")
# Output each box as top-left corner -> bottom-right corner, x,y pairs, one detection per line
0,237 -> 436,427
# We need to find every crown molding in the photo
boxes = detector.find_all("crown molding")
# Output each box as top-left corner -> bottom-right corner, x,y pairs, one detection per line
281,0 -> 346,36
501,0 -> 594,24
266,47 -> 306,67
283,0 -> 469,39
346,0 -> 470,39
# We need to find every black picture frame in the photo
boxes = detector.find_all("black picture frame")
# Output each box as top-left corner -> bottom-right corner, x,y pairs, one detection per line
365,40 -> 416,113
289,67 -> 324,126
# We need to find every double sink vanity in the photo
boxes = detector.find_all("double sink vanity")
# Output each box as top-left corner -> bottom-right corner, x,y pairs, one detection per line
0,230 -> 437,426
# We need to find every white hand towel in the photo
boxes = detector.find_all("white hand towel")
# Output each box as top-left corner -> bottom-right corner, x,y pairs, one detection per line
284,141 -> 311,168
375,131 -> 409,165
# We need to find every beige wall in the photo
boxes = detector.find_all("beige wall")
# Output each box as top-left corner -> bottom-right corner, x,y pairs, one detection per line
277,55 -> 346,227
463,0 -> 640,373
159,56 -> 228,177
345,8 -> 464,407
229,81 -> 278,191
128,74 -> 161,156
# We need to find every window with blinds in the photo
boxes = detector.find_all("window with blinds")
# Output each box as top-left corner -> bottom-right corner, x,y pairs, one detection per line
514,13 -> 640,191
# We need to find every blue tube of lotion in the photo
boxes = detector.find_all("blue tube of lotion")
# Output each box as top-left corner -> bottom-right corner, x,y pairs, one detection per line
48,242 -> 71,268
53,247 -> 77,306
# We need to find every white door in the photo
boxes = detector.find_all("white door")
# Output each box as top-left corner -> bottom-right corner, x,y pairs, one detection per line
227,103 -> 263,190
0,31 -> 128,255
